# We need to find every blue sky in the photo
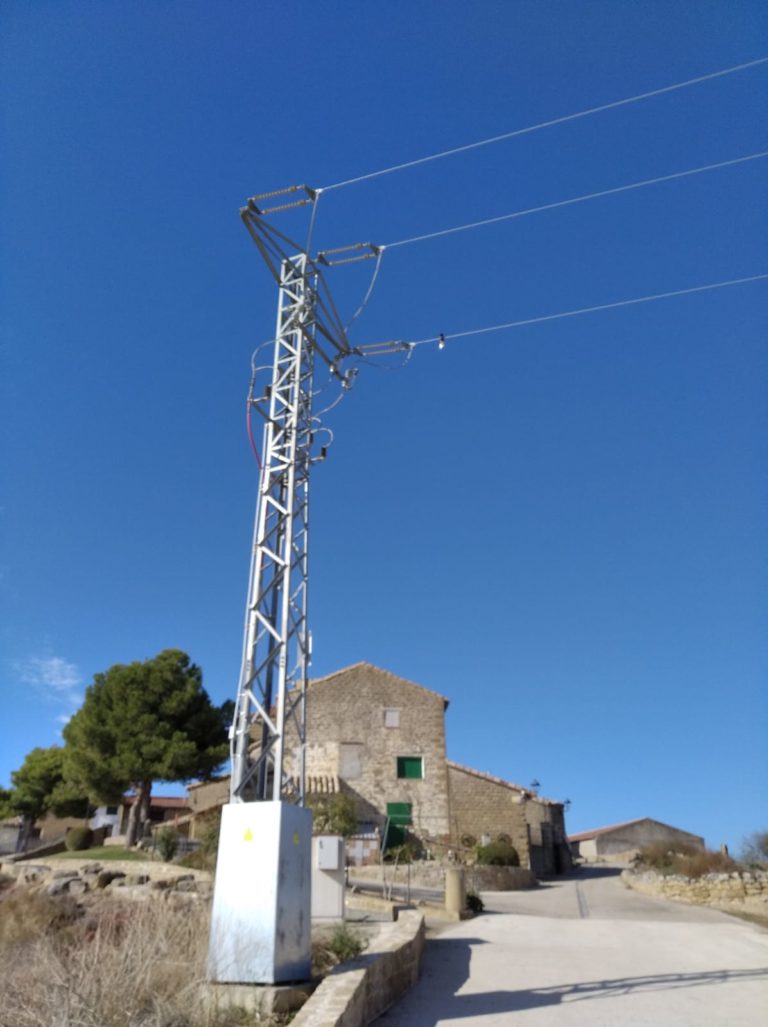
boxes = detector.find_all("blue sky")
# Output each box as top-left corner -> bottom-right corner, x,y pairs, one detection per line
1,2 -> 766,852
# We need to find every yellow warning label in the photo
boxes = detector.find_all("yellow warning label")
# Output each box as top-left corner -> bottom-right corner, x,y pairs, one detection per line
244,828 -> 253,842
293,832 -> 300,845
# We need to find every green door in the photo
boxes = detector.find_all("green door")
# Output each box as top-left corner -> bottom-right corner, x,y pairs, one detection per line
385,802 -> 412,849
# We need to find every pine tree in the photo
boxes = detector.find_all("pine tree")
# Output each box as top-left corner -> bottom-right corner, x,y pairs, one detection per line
63,649 -> 229,845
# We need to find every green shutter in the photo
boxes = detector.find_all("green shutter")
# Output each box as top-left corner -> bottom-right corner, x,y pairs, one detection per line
396,756 -> 424,779
387,802 -> 412,825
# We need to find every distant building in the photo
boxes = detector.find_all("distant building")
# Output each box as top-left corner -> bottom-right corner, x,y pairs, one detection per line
189,661 -> 570,873
569,817 -> 705,861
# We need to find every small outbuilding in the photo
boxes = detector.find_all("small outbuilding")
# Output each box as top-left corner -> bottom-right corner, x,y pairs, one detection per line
569,817 -> 704,861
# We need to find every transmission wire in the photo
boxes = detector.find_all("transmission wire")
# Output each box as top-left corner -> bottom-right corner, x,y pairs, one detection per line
382,151 -> 768,250
321,57 -> 768,192
395,274 -> 768,347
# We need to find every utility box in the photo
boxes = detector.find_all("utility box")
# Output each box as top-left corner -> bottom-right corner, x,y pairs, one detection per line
311,835 -> 345,921
208,802 -> 312,984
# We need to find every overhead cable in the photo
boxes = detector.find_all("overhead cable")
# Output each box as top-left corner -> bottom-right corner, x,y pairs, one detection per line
396,274 -> 768,347
383,151 -> 768,249
321,56 -> 768,192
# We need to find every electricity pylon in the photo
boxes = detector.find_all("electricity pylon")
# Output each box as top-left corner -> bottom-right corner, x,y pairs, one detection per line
209,186 -> 408,986
230,186 -> 389,805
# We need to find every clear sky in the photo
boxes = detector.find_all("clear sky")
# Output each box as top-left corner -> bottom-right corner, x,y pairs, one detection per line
1,2 -> 766,853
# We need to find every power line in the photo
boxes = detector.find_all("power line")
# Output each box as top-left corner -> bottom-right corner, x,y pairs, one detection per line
321,57 -> 768,192
396,274 -> 768,347
383,151 -> 768,250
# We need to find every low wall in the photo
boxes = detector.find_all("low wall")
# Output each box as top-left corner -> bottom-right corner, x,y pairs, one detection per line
350,863 -> 536,892
292,910 -> 424,1027
623,868 -> 768,916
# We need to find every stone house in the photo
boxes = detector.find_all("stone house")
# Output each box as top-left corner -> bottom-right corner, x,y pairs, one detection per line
189,661 -> 569,873
569,818 -> 705,861
447,762 -> 571,875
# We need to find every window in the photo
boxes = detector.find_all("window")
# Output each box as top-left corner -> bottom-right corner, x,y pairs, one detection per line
383,708 -> 400,728
340,743 -> 363,780
396,756 -> 424,779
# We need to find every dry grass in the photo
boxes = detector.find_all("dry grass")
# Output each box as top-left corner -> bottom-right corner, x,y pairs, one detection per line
0,887 -> 267,1027
637,842 -> 739,879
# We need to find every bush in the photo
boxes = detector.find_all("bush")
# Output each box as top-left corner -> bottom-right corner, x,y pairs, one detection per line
327,923 -> 363,963
475,840 -> 520,866
64,826 -> 93,851
308,793 -> 358,837
466,890 -> 484,914
740,830 -> 768,867
384,843 -> 415,864
637,843 -> 737,879
178,809 -> 220,872
156,827 -> 179,863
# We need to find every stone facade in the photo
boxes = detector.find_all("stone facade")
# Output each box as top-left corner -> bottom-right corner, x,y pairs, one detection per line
286,663 -> 452,847
570,818 -> 704,861
447,762 -> 570,874
186,661 -> 569,874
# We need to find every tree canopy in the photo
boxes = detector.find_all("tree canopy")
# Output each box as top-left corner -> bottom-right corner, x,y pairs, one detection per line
63,649 -> 229,844
5,746 -> 88,827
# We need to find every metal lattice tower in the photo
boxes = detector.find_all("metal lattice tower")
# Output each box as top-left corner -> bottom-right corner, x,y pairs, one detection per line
229,187 -> 388,804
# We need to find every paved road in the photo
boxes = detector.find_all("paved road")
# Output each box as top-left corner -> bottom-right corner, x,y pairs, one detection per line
377,866 -> 768,1026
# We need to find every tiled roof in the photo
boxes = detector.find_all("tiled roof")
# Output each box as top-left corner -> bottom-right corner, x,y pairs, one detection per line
122,795 -> 190,809
309,661 -> 450,707
446,760 -> 562,806
568,818 -> 647,842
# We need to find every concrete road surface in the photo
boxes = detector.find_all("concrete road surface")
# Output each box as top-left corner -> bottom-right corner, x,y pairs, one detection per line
377,866 -> 768,1026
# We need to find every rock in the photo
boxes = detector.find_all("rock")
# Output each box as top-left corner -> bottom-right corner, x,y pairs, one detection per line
151,879 -> 173,891
47,878 -> 76,895
80,863 -> 102,875
97,871 -> 126,889
123,874 -> 150,886
52,870 -> 80,880
173,878 -> 198,893
68,878 -> 89,896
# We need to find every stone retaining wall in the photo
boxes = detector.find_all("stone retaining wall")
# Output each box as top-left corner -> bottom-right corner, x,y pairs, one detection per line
623,868 -> 768,916
291,910 -> 424,1027
350,863 -> 536,892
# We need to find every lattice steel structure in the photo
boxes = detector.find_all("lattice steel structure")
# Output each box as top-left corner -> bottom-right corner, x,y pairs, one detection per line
230,187 -> 386,803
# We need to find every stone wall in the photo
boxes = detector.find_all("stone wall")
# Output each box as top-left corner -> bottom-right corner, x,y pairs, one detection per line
622,868 -> 768,916
291,911 -> 424,1027
447,763 -> 530,865
350,863 -> 536,892
286,664 -> 452,845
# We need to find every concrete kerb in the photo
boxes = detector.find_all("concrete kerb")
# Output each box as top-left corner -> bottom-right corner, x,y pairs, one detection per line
291,910 -> 425,1027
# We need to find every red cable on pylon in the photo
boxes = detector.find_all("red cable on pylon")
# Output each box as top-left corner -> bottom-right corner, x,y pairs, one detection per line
246,401 -> 262,470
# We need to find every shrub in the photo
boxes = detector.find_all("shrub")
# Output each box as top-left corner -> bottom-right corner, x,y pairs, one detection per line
384,843 -> 415,864
328,923 -> 363,963
740,830 -> 768,867
637,843 -> 737,878
156,827 -> 179,862
64,826 -> 93,851
178,809 -> 220,872
466,890 -> 484,914
308,793 -> 358,837
475,840 -> 520,866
